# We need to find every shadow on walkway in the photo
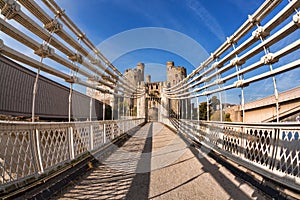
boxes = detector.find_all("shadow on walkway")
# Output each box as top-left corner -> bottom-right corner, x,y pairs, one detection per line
167,118 -> 266,200
125,122 -> 152,199
51,123 -> 153,200
51,121 -> 266,200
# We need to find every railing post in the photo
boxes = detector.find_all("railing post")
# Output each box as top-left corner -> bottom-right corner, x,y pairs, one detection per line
103,123 -> 106,144
30,127 -> 40,175
69,126 -> 75,159
177,100 -> 179,119
123,100 -> 125,120
90,123 -> 94,151
270,128 -> 280,170
117,97 -> 120,120
34,128 -> 44,173
179,100 -> 181,119
219,92 -> 223,122
112,123 -> 115,140
185,98 -> 188,120
191,98 -> 193,120
89,96 -> 93,121
112,96 -> 114,120
206,95 -> 210,121
240,125 -> 246,159
103,94 -> 105,121
197,97 -> 199,121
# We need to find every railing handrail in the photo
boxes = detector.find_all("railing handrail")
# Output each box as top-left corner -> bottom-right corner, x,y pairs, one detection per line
185,119 -> 300,127
0,118 -> 145,125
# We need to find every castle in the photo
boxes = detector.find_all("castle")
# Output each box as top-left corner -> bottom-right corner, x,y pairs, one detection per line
87,61 -> 187,121
124,61 -> 186,120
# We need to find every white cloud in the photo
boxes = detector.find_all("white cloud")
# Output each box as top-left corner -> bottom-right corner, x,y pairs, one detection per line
185,0 -> 225,41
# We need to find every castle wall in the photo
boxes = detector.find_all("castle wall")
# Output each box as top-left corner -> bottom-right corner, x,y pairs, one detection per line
146,82 -> 163,121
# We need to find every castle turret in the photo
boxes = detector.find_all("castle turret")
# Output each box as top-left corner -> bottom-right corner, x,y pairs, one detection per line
166,61 -> 174,68
136,63 -> 145,82
146,75 -> 151,83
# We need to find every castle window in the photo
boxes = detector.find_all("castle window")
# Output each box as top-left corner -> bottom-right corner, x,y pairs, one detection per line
156,85 -> 158,89
175,74 -> 178,78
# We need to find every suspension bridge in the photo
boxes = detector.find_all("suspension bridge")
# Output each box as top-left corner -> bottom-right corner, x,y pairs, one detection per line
0,0 -> 300,199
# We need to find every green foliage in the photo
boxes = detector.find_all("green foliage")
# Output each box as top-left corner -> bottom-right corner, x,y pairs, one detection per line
198,102 -> 210,120
209,96 -> 220,111
225,113 -> 232,122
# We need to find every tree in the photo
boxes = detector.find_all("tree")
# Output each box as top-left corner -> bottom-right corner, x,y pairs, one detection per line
209,96 -> 220,111
225,113 -> 232,122
198,102 -> 211,120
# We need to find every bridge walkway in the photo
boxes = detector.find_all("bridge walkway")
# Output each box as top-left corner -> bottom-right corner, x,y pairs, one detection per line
53,122 -> 265,200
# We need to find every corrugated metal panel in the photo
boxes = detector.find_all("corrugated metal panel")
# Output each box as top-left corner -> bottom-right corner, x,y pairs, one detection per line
0,55 -> 109,120
0,55 -> 35,116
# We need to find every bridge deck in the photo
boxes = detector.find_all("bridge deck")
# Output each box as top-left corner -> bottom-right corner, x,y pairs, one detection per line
54,122 -> 265,199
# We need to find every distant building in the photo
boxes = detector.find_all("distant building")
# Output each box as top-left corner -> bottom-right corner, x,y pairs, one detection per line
86,61 -> 187,121
224,86 -> 300,122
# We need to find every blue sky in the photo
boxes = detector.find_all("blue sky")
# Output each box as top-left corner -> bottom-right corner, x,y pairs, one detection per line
55,0 -> 266,75
1,0 -> 299,104
53,0 -> 299,103
58,0 -> 264,47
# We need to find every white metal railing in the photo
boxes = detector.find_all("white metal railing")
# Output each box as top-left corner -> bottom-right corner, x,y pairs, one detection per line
0,0 -> 144,97
173,118 -> 300,191
0,118 -> 144,190
164,0 -> 300,123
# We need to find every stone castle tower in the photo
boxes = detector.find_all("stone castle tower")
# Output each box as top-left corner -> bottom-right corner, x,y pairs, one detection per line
124,62 -> 145,86
166,61 -> 187,117
166,61 -> 187,87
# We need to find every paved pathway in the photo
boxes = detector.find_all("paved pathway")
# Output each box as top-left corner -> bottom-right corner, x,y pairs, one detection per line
55,122 -> 266,200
